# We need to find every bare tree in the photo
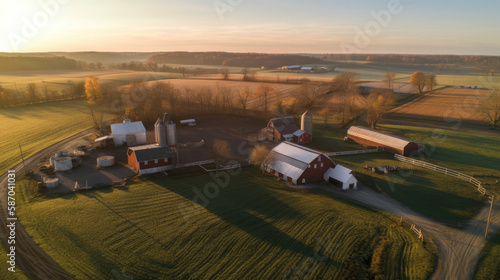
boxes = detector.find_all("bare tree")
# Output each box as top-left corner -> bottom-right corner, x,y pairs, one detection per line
257,83 -> 273,115
242,67 -> 250,80
410,71 -> 426,94
26,83 -> 37,103
220,68 -> 230,80
332,73 -> 360,125
249,145 -> 270,167
319,107 -> 331,127
366,89 -> 396,129
236,86 -> 251,114
213,139 -> 234,174
384,72 -> 396,91
294,82 -> 325,110
425,74 -> 438,92
478,90 -> 500,128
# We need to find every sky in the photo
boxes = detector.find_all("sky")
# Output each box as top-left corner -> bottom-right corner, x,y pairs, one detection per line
0,0 -> 499,55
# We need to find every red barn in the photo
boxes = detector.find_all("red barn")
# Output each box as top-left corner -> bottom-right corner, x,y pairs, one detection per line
127,144 -> 175,175
262,142 -> 335,185
347,126 -> 424,156
262,116 -> 312,144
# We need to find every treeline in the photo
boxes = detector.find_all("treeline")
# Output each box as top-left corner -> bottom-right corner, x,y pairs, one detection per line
319,54 -> 500,70
0,81 -> 85,107
148,52 -> 325,68
110,61 -> 219,75
0,56 -> 82,72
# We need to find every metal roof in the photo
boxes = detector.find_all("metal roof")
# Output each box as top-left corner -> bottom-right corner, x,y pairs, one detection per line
111,121 -> 146,135
263,142 -> 326,180
324,165 -> 355,183
293,130 -> 305,137
348,126 -> 415,151
269,116 -> 300,136
94,135 -> 114,142
129,144 -> 172,162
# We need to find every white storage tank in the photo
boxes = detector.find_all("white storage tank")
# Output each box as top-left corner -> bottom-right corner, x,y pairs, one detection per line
54,157 -> 73,171
44,177 -> 59,189
97,156 -> 115,167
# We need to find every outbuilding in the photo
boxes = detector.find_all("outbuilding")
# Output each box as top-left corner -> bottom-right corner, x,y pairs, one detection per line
262,116 -> 312,144
347,126 -> 424,156
127,144 -> 175,175
262,142 -> 335,185
111,119 -> 147,147
324,164 -> 358,190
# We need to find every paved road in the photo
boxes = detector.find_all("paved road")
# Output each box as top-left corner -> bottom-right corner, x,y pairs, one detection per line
299,184 -> 499,280
0,130 -> 95,280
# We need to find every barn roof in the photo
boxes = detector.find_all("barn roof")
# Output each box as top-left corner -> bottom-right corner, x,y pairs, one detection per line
263,142 -> 330,180
269,116 -> 300,136
111,120 -> 146,135
324,165 -> 355,183
348,126 -> 416,151
129,144 -> 172,162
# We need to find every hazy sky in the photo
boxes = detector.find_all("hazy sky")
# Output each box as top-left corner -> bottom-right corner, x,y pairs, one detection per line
1,0 -> 499,55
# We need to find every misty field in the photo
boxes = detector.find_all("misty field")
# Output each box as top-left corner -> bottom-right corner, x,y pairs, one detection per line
16,168 -> 435,280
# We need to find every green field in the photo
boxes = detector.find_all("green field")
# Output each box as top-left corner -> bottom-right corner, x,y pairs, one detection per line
0,100 -> 100,176
16,168 -> 435,279
307,121 -> 499,222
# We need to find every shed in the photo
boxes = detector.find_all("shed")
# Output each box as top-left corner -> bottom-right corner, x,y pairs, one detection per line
324,164 -> 357,190
262,142 -> 335,185
111,119 -> 147,147
263,116 -> 312,144
347,126 -> 423,156
127,144 -> 174,175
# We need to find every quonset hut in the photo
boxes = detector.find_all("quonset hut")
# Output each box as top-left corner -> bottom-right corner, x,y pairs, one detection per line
347,126 -> 424,156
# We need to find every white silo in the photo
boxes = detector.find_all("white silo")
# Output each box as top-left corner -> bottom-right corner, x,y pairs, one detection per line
155,118 -> 167,147
166,121 -> 177,146
301,111 -> 313,136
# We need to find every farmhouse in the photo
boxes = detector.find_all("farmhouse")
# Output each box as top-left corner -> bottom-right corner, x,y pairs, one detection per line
324,164 -> 358,190
347,126 -> 424,156
110,119 -> 147,147
262,142 -> 335,185
127,144 -> 175,175
261,112 -> 312,144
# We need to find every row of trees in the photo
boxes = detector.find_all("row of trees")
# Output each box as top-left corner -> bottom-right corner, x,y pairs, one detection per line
0,81 -> 85,107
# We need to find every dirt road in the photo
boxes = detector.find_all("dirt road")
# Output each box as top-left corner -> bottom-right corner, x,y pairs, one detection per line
300,184 -> 499,280
0,130 -> 95,280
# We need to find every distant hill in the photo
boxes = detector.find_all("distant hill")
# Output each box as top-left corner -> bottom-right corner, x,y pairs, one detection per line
148,52 -> 325,68
0,56 -> 81,72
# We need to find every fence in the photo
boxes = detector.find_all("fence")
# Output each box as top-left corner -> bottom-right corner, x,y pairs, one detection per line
394,154 -> 487,195
410,224 -> 424,242
176,159 -> 215,169
326,148 -> 381,157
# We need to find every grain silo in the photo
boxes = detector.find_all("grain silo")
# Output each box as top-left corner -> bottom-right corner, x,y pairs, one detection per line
155,118 -> 167,147
166,121 -> 177,146
301,111 -> 313,136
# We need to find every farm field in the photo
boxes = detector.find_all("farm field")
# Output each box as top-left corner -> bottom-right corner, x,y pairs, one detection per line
0,99 -> 115,176
0,69 -> 182,94
391,88 -> 493,123
307,121 -> 500,222
16,168 -> 435,280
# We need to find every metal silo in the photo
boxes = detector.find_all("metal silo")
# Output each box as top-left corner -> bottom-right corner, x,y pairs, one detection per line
166,121 -> 177,146
155,118 -> 167,147
301,111 -> 313,136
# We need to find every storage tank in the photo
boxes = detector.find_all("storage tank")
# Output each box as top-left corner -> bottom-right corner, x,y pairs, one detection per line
54,157 -> 73,171
301,111 -> 313,136
44,177 -> 59,189
155,118 -> 167,147
97,156 -> 115,167
166,121 -> 177,146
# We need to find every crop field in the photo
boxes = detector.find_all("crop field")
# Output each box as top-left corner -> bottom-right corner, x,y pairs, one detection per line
391,88 -> 495,123
308,122 -> 500,222
16,168 -> 435,280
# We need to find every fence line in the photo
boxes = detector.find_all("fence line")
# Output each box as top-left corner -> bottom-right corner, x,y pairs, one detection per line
326,148 -> 381,157
410,224 -> 424,242
176,159 -> 215,168
394,154 -> 487,195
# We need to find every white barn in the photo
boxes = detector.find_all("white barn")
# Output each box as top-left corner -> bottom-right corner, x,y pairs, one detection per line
110,119 -> 147,147
324,164 -> 358,190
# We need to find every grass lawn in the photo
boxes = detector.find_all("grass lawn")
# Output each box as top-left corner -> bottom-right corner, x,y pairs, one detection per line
474,233 -> 500,279
307,121 -> 499,222
16,168 -> 435,280
0,251 -> 28,280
